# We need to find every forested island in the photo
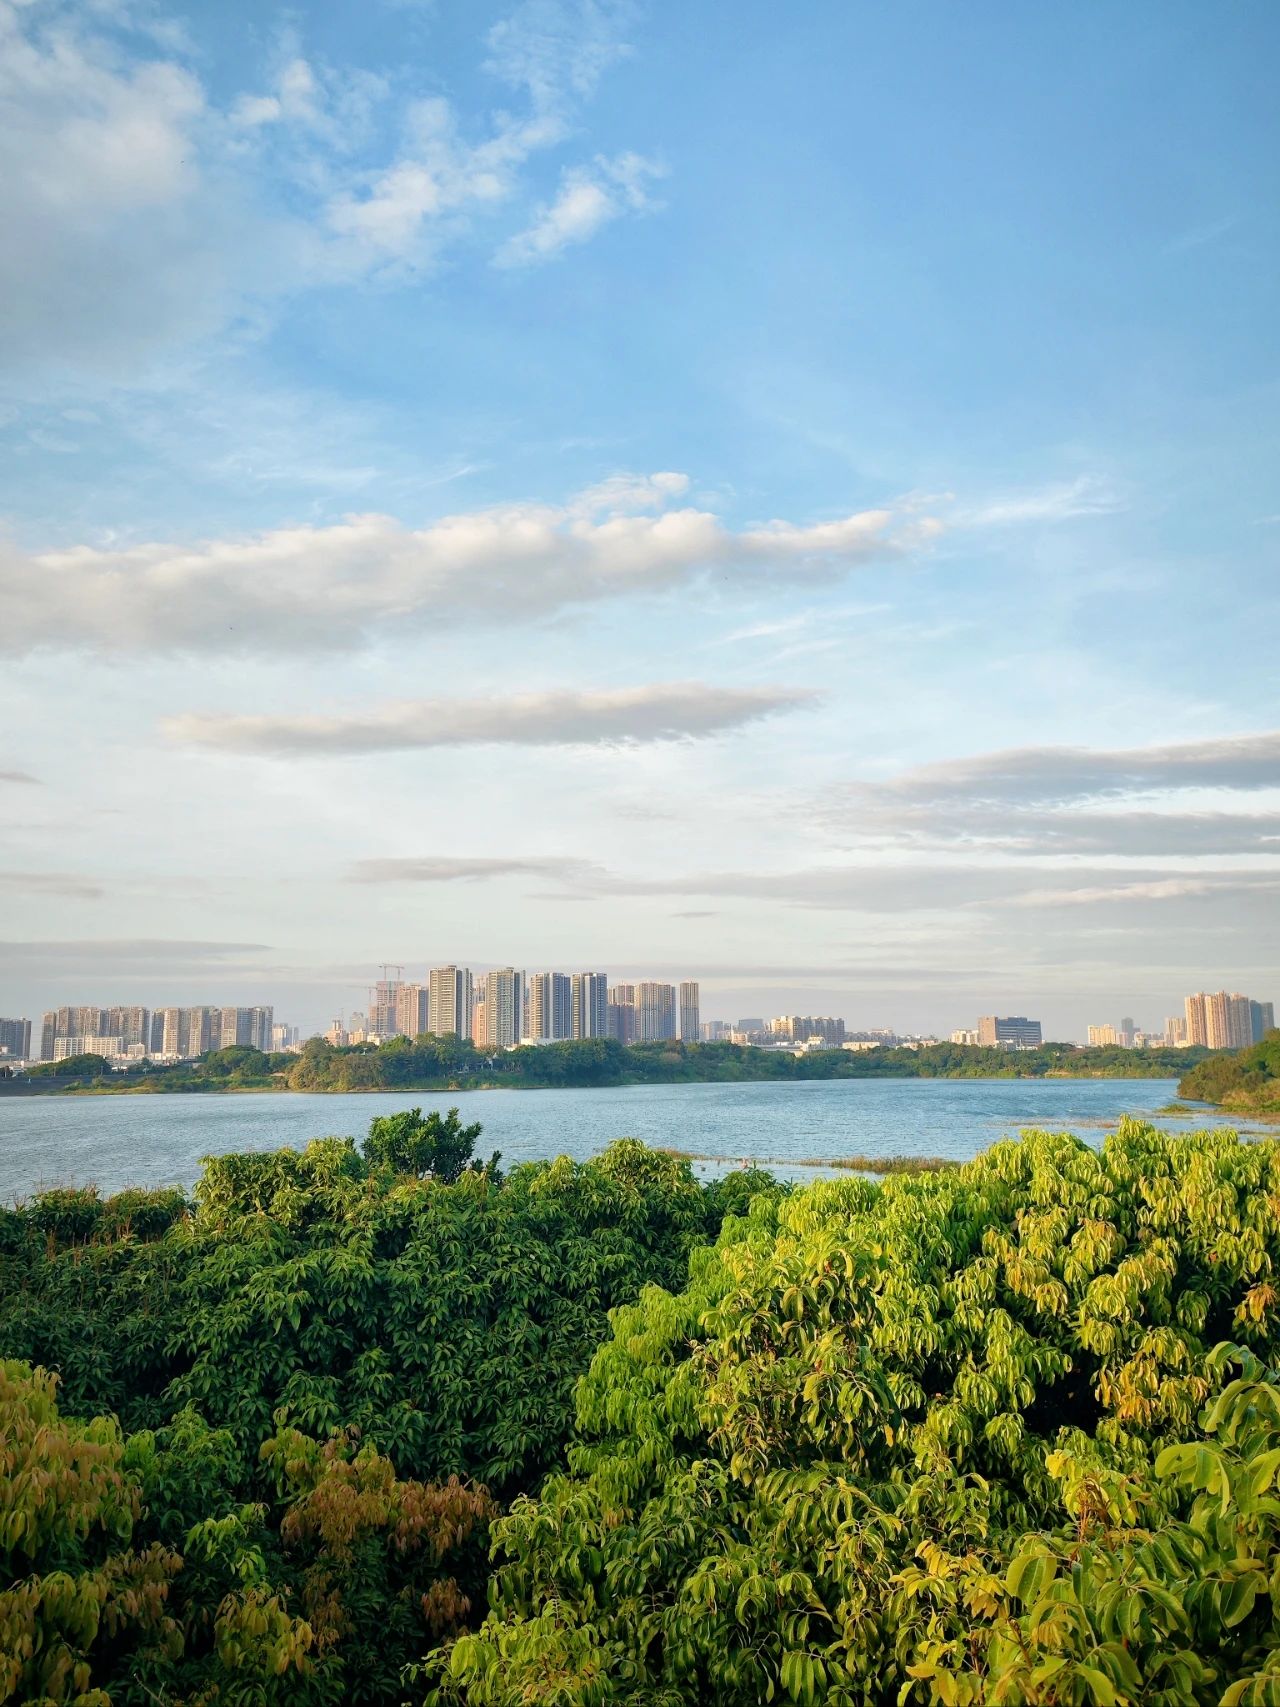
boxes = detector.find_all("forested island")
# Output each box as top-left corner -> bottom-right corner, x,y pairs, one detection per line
5,1111 -> 1280,1703
21,1033 -> 1212,1095
1179,1029 -> 1280,1114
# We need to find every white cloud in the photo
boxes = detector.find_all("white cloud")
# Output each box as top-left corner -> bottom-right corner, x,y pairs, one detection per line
857,732 -> 1280,809
496,150 -> 664,266
5,475 -> 928,657
323,95 -> 557,269
0,0 -> 230,374
164,682 -> 816,756
0,0 -> 658,373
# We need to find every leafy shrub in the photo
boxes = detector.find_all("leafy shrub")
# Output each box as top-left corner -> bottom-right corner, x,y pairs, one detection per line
422,1123 -> 1280,1706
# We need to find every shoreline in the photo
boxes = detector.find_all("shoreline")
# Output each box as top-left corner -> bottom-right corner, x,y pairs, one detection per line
3,1070 -> 1208,1102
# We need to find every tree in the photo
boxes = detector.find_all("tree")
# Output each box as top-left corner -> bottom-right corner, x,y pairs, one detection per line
421,1123 -> 1280,1707
0,1360 -> 182,1705
362,1107 -> 492,1183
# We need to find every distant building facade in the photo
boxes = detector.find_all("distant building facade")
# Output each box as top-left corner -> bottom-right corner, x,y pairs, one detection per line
483,969 -> 524,1048
1185,991 -> 1273,1050
570,972 -> 609,1039
428,967 -> 473,1038
0,1017 -> 32,1059
977,1015 -> 1043,1049
770,1015 -> 846,1046
678,982 -> 700,1042
634,982 -> 677,1043
394,984 -> 429,1039
608,984 -> 636,1044
528,972 -> 572,1041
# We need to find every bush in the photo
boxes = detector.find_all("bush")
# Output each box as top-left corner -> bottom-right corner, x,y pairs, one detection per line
423,1123 -> 1280,1706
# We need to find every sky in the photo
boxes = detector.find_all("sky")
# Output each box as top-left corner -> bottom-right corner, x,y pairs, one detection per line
1,0 -> 1278,1041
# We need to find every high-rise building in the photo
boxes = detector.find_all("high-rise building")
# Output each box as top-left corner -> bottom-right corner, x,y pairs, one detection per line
184,1007 -> 219,1056
367,969 -> 405,1041
106,1007 -> 149,1047
39,1006 -> 153,1060
216,1006 -> 274,1051
483,969 -> 524,1049
608,984 -> 636,1044
977,1016 -> 1043,1049
394,984 -> 429,1039
0,1018 -> 31,1059
634,982 -> 677,1042
1165,1016 -> 1188,1046
528,972 -> 572,1041
428,967 -> 473,1038
471,994 -> 488,1047
570,972 -> 609,1039
678,981 -> 700,1042
1188,991 -> 1259,1051
1184,991 -> 1273,1050
1087,1024 -> 1120,1047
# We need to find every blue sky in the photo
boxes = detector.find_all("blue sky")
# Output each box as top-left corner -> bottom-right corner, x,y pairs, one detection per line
1,0 -> 1277,1037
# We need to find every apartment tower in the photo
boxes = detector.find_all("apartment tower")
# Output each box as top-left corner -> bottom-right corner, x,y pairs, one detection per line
528,972 -> 572,1041
634,981 -> 678,1043
428,966 -> 473,1038
483,969 -> 524,1049
570,972 -> 609,1039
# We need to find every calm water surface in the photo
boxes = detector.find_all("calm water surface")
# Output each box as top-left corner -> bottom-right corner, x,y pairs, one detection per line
0,1077 -> 1249,1202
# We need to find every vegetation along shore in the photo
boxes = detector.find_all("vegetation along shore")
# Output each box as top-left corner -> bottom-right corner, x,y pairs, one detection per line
15,1034 -> 1213,1096
1178,1029 -> 1280,1114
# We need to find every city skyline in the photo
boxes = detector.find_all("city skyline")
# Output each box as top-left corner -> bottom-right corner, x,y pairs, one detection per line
6,972 -> 1272,1062
2,2 -> 1277,1031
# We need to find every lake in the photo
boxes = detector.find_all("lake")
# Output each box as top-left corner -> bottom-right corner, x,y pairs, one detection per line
0,1076 -> 1251,1202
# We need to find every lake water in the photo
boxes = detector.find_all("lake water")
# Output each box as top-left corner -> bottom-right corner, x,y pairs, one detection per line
0,1077 -> 1252,1203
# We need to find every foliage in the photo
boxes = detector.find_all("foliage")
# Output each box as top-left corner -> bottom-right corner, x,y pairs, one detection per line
421,1122 -> 1280,1706
0,1124 -> 776,1702
28,1052 -> 115,1080
0,1359 -> 182,1706
1181,1031 -> 1280,1112
16,1034 -> 1216,1096
362,1105 -> 497,1182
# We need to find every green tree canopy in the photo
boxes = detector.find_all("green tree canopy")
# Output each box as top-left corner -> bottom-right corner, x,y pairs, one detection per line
361,1106 -> 492,1182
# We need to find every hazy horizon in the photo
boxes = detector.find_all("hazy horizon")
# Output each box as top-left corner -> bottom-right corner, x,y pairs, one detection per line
3,1 -> 1277,1042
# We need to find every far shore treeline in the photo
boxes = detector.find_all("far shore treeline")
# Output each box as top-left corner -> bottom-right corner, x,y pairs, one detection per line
17,1033 -> 1216,1095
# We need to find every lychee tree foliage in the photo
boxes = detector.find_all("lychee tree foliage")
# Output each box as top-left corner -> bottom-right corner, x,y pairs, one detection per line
0,1133 -> 760,1493
422,1123 -> 1280,1707
0,1131 -> 774,1702
0,1360 -> 492,1707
